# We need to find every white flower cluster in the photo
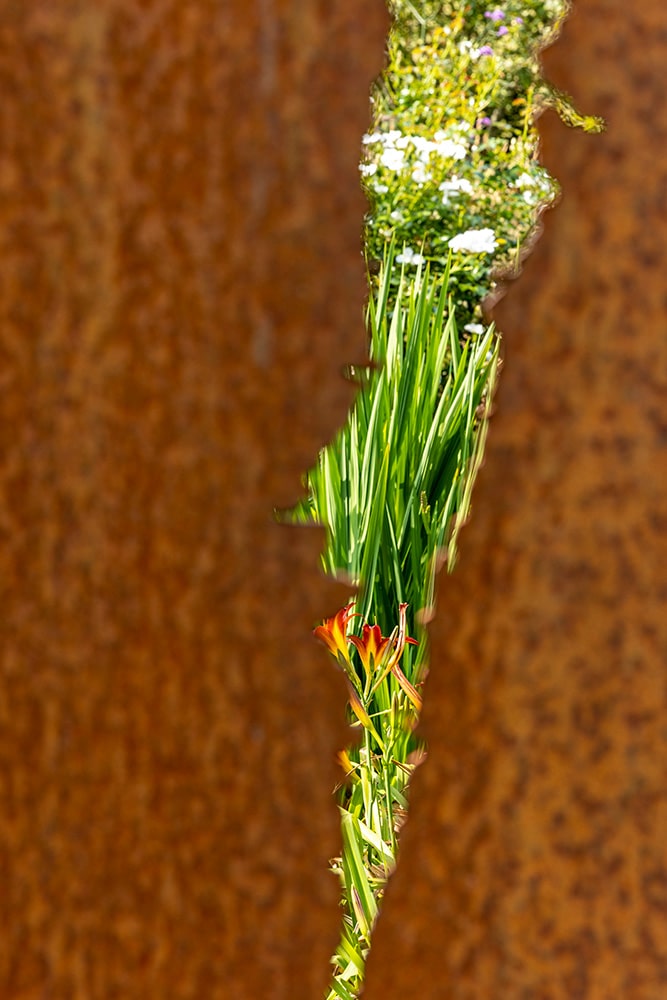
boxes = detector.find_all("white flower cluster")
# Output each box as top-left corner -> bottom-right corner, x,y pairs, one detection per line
513,169 -> 554,205
514,171 -> 535,188
361,128 -> 468,186
439,175 -> 473,204
448,228 -> 498,254
395,247 -> 425,266
431,132 -> 467,161
514,170 -> 537,204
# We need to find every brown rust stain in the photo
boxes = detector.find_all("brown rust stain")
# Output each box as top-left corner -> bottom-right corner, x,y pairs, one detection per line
0,2 -> 387,997
364,1 -> 667,998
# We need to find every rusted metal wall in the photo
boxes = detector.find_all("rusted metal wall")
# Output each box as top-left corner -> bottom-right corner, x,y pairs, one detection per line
0,3 -> 387,997
365,2 -> 667,998
1,1 -> 666,999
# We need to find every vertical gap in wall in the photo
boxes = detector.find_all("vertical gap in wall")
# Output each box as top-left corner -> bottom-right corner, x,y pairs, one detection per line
279,3 -> 602,998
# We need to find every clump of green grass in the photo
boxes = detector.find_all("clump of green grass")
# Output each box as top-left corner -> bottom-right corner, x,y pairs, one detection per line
294,245 -> 499,644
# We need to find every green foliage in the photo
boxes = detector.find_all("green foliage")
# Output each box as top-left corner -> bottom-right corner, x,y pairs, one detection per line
296,249 -> 499,1000
293,246 -> 498,646
313,601 -> 424,1000
363,10 -> 558,326
363,0 -> 604,329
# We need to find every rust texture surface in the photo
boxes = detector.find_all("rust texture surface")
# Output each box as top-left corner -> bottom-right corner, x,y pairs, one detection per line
2,0 -> 667,998
365,2 -> 667,998
0,3 -> 387,997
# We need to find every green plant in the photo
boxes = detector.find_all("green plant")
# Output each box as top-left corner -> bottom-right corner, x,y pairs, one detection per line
363,14 -> 557,323
292,246 -> 498,646
361,0 -> 604,331
292,250 -> 499,999
314,601 -> 421,1000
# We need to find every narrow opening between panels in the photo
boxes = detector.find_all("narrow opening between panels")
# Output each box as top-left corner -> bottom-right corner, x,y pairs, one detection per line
282,3 -> 601,998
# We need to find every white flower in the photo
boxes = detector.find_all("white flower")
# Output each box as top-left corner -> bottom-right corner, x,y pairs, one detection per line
410,136 -> 437,159
412,163 -> 432,185
514,171 -> 535,188
464,322 -> 485,334
396,247 -> 425,265
432,136 -> 467,160
439,176 -> 473,203
448,228 -> 498,254
362,132 -> 384,145
359,162 -> 377,177
380,147 -> 406,171
515,169 -> 553,204
373,183 -> 389,194
390,210 -> 404,221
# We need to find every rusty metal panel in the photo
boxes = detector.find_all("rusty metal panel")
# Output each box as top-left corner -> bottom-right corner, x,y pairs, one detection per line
2,0 -> 667,998
0,3 -> 386,997
364,2 -> 667,998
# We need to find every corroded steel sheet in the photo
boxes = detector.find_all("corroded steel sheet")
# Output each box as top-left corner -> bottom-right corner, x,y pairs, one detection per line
0,3 -> 386,997
365,2 -> 667,998
3,0 -> 667,998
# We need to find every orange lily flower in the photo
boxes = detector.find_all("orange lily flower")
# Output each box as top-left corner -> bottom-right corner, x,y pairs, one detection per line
313,601 -> 356,657
314,601 -> 421,716
366,603 -> 418,686
349,623 -> 393,679
313,602 -> 358,671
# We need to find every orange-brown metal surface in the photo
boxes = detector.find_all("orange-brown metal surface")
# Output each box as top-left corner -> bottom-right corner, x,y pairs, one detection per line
0,3 -> 386,997
2,0 -> 667,998
365,2 -> 667,997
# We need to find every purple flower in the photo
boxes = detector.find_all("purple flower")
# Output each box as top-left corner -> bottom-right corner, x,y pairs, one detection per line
513,17 -> 524,25
479,116 -> 492,127
484,8 -> 505,21
497,25 -> 509,35
477,45 -> 494,57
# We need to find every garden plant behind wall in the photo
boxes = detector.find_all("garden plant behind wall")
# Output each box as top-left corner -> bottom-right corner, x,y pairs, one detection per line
289,3 -> 599,998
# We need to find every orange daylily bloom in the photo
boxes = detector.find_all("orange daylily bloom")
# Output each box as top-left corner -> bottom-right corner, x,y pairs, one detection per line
350,602 -> 418,678
313,602 -> 358,668
315,601 -> 420,715
349,623 -> 393,679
